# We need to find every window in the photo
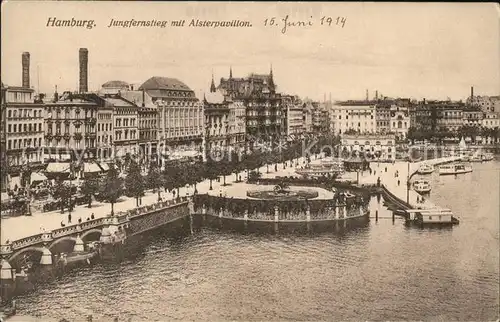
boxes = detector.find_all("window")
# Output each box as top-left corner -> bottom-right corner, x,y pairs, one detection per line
8,140 -> 11,149
8,125 -> 11,133
8,110 -> 12,118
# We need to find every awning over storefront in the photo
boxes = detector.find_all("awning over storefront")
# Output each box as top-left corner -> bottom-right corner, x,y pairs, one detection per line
84,162 -> 101,173
46,162 -> 71,173
30,172 -> 47,183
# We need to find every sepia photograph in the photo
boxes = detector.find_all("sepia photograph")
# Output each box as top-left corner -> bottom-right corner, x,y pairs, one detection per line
0,1 -> 499,321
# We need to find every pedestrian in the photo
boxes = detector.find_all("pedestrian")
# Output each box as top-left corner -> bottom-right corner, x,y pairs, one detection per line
78,218 -> 82,224
397,180 -> 400,186
68,213 -> 72,224
91,213 -> 95,219
385,167 -> 387,172
86,217 -> 90,221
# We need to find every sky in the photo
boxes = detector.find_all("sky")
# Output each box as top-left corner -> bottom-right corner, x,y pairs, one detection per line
1,2 -> 499,101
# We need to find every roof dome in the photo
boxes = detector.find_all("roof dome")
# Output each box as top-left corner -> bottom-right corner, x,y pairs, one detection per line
102,80 -> 130,89
139,76 -> 192,91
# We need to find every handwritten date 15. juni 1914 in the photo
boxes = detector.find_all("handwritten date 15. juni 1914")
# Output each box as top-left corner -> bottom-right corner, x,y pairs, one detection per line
264,15 -> 347,34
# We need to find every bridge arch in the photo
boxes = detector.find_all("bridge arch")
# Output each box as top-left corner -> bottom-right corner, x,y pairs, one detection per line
9,246 -> 45,263
80,228 -> 102,240
49,236 -> 77,249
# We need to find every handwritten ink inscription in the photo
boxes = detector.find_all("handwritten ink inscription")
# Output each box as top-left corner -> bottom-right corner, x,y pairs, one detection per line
264,15 -> 347,34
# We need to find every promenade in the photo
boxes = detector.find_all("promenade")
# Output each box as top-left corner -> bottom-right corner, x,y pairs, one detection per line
0,155 -> 458,244
0,158 -> 308,244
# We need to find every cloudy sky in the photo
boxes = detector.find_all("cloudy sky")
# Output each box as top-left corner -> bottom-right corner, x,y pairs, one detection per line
2,2 -> 499,101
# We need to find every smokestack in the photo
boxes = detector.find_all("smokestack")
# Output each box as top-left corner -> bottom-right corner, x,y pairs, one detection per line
79,48 -> 88,93
375,90 -> 378,100
142,89 -> 145,107
470,86 -> 474,99
22,52 -> 30,88
366,89 -> 369,101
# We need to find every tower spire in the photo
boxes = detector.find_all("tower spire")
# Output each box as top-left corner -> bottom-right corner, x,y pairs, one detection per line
269,63 -> 275,88
229,66 -> 233,79
210,71 -> 216,92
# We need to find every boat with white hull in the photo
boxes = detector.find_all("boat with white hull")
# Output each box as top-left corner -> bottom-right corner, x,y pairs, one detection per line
413,180 -> 431,194
417,163 -> 434,175
439,163 -> 473,175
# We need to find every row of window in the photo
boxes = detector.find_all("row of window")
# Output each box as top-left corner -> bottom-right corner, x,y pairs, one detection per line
7,109 -> 44,119
7,123 -> 43,133
115,129 -> 137,140
115,118 -> 137,127
7,138 -> 43,150
339,115 -> 374,120
98,123 -> 112,132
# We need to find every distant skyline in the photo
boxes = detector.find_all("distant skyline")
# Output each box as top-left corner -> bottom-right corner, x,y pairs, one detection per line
1,2 -> 499,101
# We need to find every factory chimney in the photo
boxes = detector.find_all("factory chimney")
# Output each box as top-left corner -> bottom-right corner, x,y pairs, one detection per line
375,90 -> 378,101
79,48 -> 88,93
470,86 -> 474,99
22,52 -> 30,88
365,89 -> 369,101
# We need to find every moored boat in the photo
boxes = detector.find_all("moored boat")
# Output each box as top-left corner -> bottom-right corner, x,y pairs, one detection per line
438,163 -> 473,175
481,153 -> 494,162
417,163 -> 434,175
413,180 -> 431,194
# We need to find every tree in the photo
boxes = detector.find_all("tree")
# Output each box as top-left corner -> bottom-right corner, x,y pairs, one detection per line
80,178 -> 99,208
102,165 -> 123,215
146,162 -> 163,201
204,159 -> 219,190
53,178 -> 71,214
125,159 -> 145,207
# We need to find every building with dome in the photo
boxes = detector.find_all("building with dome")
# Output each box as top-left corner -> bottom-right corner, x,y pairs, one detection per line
139,76 -> 203,165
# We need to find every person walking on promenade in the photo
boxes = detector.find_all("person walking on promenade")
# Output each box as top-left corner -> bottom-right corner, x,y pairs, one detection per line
385,167 -> 387,173
397,179 -> 400,186
91,213 -> 95,219
78,218 -> 82,224
60,221 -> 65,227
68,213 -> 72,224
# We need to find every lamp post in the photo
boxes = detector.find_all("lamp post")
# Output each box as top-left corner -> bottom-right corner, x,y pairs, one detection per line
406,161 -> 411,204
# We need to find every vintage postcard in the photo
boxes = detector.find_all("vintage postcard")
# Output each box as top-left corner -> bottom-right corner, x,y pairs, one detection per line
1,1 -> 499,321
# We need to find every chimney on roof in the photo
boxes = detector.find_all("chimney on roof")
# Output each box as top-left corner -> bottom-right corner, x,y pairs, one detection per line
365,89 -> 369,101
142,88 -> 145,107
375,90 -> 378,100
470,86 -> 474,99
22,52 -> 30,88
79,48 -> 88,93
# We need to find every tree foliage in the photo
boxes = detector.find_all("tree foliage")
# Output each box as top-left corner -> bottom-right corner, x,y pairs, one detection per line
80,178 -> 99,208
101,165 -> 123,215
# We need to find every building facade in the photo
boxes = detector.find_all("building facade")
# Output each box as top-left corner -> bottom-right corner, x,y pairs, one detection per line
106,96 -> 138,158
96,102 -> 113,162
43,92 -> 98,162
341,134 -> 396,161
140,76 -> 203,164
218,67 -> 283,146
389,105 -> 410,139
462,109 -> 483,127
482,112 -> 500,129
282,95 -> 304,137
203,88 -> 230,154
227,99 -> 246,151
331,101 -> 377,135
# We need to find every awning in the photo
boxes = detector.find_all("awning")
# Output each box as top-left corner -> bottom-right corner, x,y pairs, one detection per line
46,162 -> 71,173
98,163 -> 109,172
84,162 -> 101,173
31,172 -> 47,183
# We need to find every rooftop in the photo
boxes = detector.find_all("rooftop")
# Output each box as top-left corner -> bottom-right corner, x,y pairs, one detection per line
102,80 -> 130,89
139,76 -> 192,92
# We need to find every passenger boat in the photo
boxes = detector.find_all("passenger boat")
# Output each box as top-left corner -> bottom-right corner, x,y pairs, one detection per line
438,163 -> 473,175
413,180 -> 431,193
469,152 -> 483,162
416,163 -> 434,175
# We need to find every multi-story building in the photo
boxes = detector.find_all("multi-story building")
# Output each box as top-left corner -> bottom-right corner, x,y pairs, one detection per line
121,89 -> 158,164
227,98 -> 246,151
139,76 -> 203,164
375,101 -> 391,133
218,67 -> 282,146
204,81 -> 230,154
331,101 -> 377,135
436,107 -> 463,132
282,95 -> 304,138
491,96 -> 500,114
43,91 -> 98,162
341,134 -> 396,161
462,109 -> 483,127
468,95 -> 494,113
389,105 -> 410,139
303,103 -> 313,134
96,99 -> 113,162
106,96 -> 138,158
482,112 -> 500,128
312,102 -> 330,134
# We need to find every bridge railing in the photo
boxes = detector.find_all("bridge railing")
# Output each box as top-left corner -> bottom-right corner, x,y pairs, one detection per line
10,233 -> 44,250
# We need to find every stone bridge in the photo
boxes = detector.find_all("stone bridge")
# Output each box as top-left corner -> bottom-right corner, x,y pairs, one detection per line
0,196 -> 192,270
